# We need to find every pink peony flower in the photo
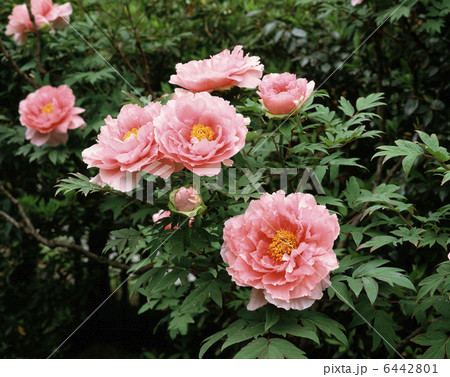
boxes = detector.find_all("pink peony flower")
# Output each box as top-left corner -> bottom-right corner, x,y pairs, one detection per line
351,0 -> 363,6
221,191 -> 340,311
257,73 -> 315,118
169,45 -> 264,93
19,85 -> 85,147
82,103 -> 181,192
5,0 -> 72,45
153,91 -> 249,177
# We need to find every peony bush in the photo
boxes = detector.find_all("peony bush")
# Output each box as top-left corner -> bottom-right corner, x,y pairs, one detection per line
1,0 -> 449,360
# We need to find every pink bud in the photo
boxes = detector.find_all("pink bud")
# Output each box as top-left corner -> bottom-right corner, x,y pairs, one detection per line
174,187 -> 202,212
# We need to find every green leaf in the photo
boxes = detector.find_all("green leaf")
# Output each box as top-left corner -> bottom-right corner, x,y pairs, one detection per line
208,281 -> 223,308
221,322 -> 266,351
373,140 -> 424,176
357,236 -> 399,252
268,338 -> 306,359
362,277 -> 378,305
346,277 -> 363,297
270,321 -> 320,344
258,343 -> 284,359
301,312 -> 347,346
412,332 -> 448,346
372,311 -> 400,354
55,173 -> 101,196
417,273 -> 446,300
233,338 -> 267,359
179,283 -> 210,313
149,269 -> 187,295
199,320 -> 245,358
279,121 -> 295,139
338,97 -> 355,117
328,281 -> 354,309
423,342 -> 447,359
168,312 -> 194,338
265,307 -> 280,332
353,260 -> 389,277
355,93 -> 385,112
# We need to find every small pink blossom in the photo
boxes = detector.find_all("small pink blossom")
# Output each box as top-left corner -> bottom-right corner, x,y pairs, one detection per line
169,45 -> 264,93
5,5 -> 34,45
153,91 -> 249,177
153,210 -> 194,229
82,103 -> 181,192
221,191 -> 340,311
257,73 -> 315,118
5,0 -> 72,45
153,210 -> 172,230
19,85 -> 85,147
351,0 -> 363,6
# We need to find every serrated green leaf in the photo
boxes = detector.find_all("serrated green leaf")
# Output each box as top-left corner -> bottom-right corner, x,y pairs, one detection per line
233,338 -> 267,359
258,343 -> 284,359
362,277 -> 378,305
301,312 -> 347,346
270,321 -> 320,345
265,307 -> 280,332
357,236 -> 399,252
199,320 -> 245,358
338,96 -> 355,117
372,311 -> 399,355
412,332 -> 447,346
346,277 -> 363,297
328,281 -> 354,309
355,93 -> 385,112
221,322 -> 266,351
269,338 -> 306,359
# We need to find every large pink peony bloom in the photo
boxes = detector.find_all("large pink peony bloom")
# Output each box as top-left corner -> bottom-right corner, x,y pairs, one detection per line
153,91 -> 249,176
257,73 -> 315,118
19,85 -> 85,147
221,191 -> 340,311
5,0 -> 72,45
169,45 -> 264,93
82,103 -> 180,192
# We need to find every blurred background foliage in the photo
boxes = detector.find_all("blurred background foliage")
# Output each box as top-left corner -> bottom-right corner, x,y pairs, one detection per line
0,0 -> 449,358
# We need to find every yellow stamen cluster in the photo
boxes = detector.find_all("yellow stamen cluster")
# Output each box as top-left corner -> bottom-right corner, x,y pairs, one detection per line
123,128 -> 139,141
190,124 -> 214,142
41,102 -> 54,114
267,229 -> 298,262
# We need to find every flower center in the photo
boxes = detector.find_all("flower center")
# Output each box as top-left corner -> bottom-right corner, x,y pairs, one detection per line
123,128 -> 139,141
190,124 -> 214,142
41,102 -> 54,114
267,229 -> 298,262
